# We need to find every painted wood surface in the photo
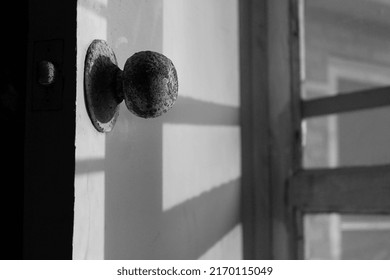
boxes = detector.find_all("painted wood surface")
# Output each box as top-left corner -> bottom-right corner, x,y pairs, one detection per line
239,0 -> 272,260
290,165 -> 390,212
24,0 -> 76,259
267,0 -> 298,259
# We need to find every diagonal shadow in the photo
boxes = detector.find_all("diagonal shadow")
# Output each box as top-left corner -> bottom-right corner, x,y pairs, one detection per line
155,178 -> 240,259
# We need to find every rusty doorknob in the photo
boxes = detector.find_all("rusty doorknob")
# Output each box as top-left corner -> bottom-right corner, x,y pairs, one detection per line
84,39 -> 178,133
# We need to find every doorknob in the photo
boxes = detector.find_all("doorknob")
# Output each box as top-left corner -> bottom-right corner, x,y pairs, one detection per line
84,39 -> 178,133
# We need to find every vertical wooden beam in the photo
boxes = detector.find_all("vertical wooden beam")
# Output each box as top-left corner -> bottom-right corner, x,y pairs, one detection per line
240,0 -> 272,259
268,0 -> 300,259
290,0 -> 304,259
290,0 -> 304,170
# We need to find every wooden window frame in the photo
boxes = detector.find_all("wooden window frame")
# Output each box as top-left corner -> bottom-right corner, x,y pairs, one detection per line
288,0 -> 390,259
240,0 -> 301,260
241,0 -> 390,259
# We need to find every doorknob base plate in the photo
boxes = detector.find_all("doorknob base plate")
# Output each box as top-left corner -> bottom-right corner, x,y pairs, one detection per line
84,39 -> 121,133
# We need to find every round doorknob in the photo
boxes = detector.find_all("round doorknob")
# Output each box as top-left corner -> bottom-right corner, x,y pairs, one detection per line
84,39 -> 178,133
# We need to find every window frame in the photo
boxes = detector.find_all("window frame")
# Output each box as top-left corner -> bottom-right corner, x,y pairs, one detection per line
288,0 -> 390,259
242,0 -> 390,260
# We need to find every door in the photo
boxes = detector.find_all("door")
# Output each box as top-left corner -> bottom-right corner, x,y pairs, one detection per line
73,0 -> 242,259
22,0 -> 242,260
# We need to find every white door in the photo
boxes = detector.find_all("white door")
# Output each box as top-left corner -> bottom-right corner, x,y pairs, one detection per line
74,0 -> 242,260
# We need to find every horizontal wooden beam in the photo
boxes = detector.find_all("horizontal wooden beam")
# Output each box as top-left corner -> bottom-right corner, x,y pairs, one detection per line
289,165 -> 390,213
302,86 -> 390,118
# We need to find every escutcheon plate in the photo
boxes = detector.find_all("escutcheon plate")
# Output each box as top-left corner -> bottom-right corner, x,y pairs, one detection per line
84,39 -> 120,133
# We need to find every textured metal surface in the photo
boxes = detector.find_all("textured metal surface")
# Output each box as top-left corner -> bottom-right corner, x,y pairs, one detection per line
38,60 -> 56,85
32,39 -> 64,111
123,51 -> 178,118
84,39 -> 120,132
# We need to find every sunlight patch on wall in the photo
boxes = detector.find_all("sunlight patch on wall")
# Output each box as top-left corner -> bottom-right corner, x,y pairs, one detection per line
162,0 -> 240,107
94,0 -> 107,5
162,124 -> 241,211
